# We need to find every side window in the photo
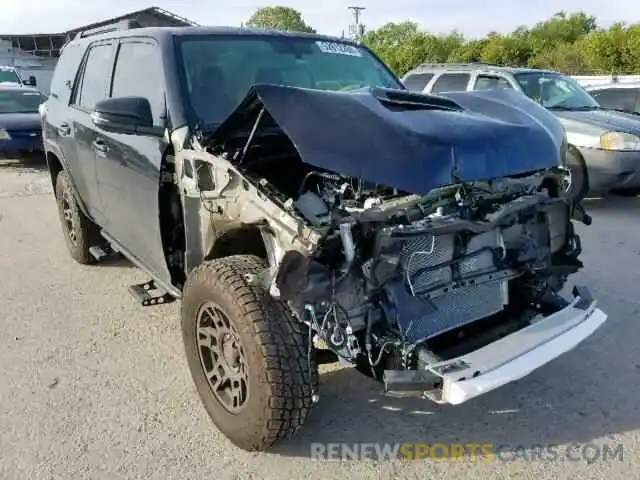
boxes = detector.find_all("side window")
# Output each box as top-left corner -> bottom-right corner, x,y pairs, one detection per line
50,43 -> 85,103
74,43 -> 115,110
430,73 -> 471,93
591,89 -> 638,112
474,75 -> 513,90
403,73 -> 434,92
111,41 -> 165,125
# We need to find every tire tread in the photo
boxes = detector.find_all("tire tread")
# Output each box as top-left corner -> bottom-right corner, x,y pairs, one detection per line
182,254 -> 317,451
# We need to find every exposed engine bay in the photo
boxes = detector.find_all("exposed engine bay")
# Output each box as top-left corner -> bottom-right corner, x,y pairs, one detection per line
272,167 -> 583,378
188,85 -> 601,399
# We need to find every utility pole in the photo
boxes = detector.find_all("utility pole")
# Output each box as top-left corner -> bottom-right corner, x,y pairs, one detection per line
347,6 -> 366,41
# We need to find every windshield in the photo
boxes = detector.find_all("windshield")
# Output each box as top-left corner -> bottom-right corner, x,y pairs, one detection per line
0,69 -> 22,84
0,89 -> 47,114
514,72 -> 599,109
176,35 -> 402,127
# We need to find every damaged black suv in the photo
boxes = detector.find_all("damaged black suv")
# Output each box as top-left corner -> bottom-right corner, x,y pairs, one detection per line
41,24 -> 608,452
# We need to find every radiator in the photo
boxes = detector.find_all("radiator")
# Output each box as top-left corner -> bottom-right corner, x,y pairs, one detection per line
394,229 -> 508,343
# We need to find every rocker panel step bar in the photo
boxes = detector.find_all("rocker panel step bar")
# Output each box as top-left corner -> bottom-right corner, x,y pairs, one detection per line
89,244 -> 115,261
128,280 -> 176,307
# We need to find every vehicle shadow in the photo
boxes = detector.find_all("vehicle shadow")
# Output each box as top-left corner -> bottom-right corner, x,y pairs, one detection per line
98,253 -> 134,268
583,194 -> 640,213
0,154 -> 48,172
271,290 -> 639,459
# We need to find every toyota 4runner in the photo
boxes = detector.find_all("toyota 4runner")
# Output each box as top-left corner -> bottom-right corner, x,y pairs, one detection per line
41,24 -> 608,451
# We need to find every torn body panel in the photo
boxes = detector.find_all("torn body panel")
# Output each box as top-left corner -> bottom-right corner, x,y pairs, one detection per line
170,127 -> 322,283
169,85 -> 605,406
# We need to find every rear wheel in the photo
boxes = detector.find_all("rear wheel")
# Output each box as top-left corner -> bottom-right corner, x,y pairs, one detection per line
55,170 -> 99,265
181,254 -> 318,451
562,147 -> 589,203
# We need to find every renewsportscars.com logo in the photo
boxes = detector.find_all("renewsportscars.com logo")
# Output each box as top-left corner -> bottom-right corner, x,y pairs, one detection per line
310,442 -> 625,462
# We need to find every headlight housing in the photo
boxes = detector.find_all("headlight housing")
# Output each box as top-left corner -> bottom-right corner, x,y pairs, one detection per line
0,128 -> 10,140
600,131 -> 640,151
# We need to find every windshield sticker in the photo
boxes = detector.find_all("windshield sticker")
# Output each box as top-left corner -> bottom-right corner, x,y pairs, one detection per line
315,41 -> 362,57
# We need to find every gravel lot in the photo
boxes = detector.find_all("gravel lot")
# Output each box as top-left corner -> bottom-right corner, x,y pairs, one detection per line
1,157 -> 639,480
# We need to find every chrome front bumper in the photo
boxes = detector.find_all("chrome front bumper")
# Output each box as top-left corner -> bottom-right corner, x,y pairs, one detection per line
384,287 -> 608,404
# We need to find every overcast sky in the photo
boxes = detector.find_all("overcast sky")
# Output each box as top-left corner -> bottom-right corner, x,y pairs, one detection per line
0,0 -> 637,38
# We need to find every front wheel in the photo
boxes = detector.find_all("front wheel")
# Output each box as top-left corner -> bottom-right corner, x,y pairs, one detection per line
181,255 -> 318,451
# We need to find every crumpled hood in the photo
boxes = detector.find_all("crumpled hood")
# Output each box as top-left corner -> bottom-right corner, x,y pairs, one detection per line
553,108 -> 640,135
0,112 -> 41,131
207,85 -> 566,195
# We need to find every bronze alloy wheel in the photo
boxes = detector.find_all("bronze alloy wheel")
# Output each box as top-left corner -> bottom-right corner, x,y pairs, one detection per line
61,186 -> 79,247
196,301 -> 249,413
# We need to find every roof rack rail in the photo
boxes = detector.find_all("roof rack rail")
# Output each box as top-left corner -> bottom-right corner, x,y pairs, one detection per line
150,6 -> 199,26
77,19 -> 142,39
417,62 -> 502,69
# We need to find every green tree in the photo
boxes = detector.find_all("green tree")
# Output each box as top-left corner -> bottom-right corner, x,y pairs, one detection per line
245,6 -> 316,33
528,42 -> 589,74
362,21 -> 429,75
245,8 -> 640,76
479,34 -> 532,66
436,31 -> 465,61
582,23 -> 640,74
362,22 -> 465,75
448,39 -> 489,62
523,11 -> 597,55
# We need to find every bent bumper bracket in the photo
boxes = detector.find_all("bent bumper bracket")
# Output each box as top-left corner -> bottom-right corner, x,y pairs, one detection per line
383,286 -> 607,405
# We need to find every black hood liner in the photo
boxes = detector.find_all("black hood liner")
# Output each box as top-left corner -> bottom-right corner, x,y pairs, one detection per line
206,85 -> 566,195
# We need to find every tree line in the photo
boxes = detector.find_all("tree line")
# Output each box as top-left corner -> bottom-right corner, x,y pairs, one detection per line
245,7 -> 640,77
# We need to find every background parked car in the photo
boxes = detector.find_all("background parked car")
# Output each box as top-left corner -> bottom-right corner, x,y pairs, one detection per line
0,85 -> 47,159
402,64 -> 640,199
0,65 -> 37,88
586,83 -> 640,115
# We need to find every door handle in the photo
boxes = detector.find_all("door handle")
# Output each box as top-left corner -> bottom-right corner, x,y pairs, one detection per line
58,123 -> 71,137
92,139 -> 108,156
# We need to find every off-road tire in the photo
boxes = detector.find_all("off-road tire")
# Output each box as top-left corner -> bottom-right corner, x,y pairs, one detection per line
181,254 -> 318,451
564,147 -> 589,204
54,170 -> 99,265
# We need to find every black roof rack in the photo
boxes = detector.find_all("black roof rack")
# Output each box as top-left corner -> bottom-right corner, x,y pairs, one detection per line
77,19 -> 142,39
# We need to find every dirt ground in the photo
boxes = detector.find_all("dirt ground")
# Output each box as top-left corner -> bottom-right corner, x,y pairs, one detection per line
1,157 -> 639,479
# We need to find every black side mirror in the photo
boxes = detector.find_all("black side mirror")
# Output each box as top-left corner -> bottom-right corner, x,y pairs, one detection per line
27,75 -> 37,86
92,96 -> 163,136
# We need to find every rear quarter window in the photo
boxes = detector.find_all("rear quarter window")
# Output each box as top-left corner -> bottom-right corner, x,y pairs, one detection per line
49,43 -> 85,104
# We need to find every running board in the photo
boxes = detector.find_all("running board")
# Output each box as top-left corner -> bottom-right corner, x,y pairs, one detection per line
128,280 -> 176,307
89,244 -> 115,261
